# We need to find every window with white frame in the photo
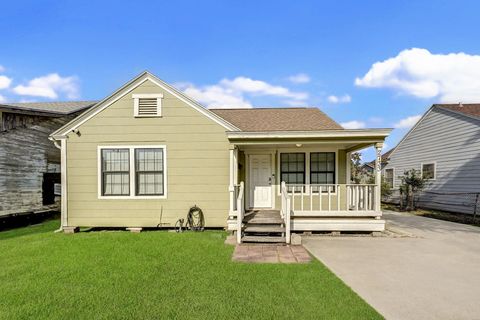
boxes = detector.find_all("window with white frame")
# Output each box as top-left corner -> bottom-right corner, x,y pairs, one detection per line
101,148 -> 130,196
135,148 -> 164,196
133,93 -> 163,117
100,146 -> 166,198
422,163 -> 435,180
385,168 -> 394,188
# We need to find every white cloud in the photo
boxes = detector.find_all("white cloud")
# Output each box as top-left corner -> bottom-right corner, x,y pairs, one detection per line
355,48 -> 480,102
220,77 -> 308,100
341,120 -> 366,129
327,94 -> 351,104
13,73 -> 79,99
287,73 -> 311,84
177,76 -> 308,109
394,115 -> 421,129
180,83 -> 253,109
0,94 -> 6,103
0,65 -> 5,72
0,75 -> 12,90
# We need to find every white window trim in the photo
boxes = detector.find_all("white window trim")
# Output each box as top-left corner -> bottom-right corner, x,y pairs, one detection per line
420,162 -> 436,180
276,148 -> 339,196
132,93 -> 163,117
97,145 -> 167,199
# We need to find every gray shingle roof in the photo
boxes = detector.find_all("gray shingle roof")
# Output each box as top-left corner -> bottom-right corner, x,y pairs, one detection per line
0,101 -> 97,115
210,107 -> 343,131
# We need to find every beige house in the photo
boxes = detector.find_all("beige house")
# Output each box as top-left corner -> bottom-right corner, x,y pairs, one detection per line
50,71 -> 391,243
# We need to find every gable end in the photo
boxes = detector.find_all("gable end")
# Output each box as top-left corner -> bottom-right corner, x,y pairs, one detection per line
50,71 -> 240,139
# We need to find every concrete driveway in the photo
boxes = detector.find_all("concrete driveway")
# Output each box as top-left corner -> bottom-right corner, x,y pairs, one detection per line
303,211 -> 480,320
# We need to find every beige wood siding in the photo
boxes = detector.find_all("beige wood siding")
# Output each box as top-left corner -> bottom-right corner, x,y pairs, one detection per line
66,80 -> 231,227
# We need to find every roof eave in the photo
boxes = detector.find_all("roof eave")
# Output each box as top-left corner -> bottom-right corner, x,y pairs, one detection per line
226,128 -> 392,139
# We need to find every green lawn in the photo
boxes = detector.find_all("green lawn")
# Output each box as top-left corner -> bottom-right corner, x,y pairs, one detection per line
0,220 -> 382,319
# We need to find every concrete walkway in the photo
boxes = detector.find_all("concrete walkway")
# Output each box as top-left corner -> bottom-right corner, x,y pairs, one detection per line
303,211 -> 480,320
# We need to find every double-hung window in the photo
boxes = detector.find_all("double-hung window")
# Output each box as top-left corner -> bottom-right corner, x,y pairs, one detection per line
135,148 -> 164,196
101,149 -> 130,196
280,153 -> 305,192
99,146 -> 166,198
310,152 -> 336,193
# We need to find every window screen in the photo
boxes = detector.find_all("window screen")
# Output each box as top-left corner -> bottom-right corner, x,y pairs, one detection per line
135,148 -> 164,196
101,149 -> 130,196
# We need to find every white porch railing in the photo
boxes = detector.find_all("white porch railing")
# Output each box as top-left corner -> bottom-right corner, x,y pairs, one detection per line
280,182 -> 291,244
236,181 -> 245,244
346,184 -> 377,212
286,183 -> 379,216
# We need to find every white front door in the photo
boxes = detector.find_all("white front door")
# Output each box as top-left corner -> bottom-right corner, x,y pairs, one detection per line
249,154 -> 272,208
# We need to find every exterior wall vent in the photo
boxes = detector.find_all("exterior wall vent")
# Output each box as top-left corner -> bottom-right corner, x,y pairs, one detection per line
132,93 -> 163,117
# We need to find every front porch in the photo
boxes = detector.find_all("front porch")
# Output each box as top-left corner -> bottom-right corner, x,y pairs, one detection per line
226,129 -> 389,244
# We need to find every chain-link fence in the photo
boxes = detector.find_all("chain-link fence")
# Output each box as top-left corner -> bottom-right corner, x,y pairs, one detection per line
384,190 -> 480,217
415,191 -> 480,217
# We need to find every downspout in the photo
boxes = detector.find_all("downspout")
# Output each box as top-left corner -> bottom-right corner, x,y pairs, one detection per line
49,136 -> 65,233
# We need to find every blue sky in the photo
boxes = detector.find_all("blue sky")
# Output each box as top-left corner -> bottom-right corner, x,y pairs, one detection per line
1,0 -> 480,160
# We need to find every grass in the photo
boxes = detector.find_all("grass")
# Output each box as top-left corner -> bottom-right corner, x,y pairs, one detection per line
382,203 -> 480,227
0,220 -> 382,320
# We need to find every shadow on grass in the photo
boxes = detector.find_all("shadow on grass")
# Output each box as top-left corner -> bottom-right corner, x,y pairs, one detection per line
0,219 -> 60,241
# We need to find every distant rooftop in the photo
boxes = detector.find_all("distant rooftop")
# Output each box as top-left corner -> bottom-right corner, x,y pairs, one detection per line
0,101 -> 97,116
435,103 -> 480,119
210,107 -> 343,131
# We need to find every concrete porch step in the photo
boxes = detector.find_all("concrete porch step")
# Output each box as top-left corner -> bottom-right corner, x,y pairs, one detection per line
242,235 -> 286,243
244,225 -> 285,233
245,218 -> 284,224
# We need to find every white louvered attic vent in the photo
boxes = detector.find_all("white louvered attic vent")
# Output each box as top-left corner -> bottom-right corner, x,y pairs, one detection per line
133,93 -> 163,117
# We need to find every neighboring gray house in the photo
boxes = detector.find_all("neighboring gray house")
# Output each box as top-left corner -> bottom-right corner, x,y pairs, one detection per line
384,103 -> 480,215
0,101 -> 95,218
362,148 -> 394,174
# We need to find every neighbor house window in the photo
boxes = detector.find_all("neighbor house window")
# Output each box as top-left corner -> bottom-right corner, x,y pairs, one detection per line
101,148 -> 130,196
280,153 -> 305,191
99,146 -> 167,198
385,168 -> 394,188
422,163 -> 435,180
135,148 -> 164,196
133,93 -> 163,117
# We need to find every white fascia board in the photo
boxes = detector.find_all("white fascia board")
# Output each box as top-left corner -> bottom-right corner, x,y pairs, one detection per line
226,129 -> 392,140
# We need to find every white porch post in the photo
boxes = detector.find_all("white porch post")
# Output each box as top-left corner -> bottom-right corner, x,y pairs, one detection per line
229,146 -> 238,214
346,151 -> 352,184
374,142 -> 383,212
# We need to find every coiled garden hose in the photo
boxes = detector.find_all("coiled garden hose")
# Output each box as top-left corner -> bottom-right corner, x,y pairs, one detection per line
175,205 -> 205,232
